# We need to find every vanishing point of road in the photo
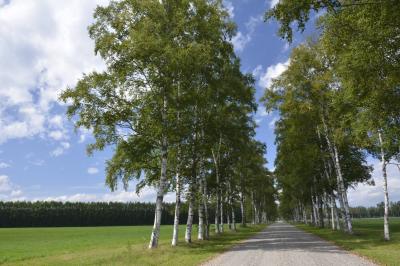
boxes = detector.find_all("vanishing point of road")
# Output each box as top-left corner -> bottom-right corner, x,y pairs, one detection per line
203,221 -> 376,266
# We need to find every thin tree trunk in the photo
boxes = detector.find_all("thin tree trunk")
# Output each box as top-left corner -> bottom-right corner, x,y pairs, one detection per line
212,138 -> 222,234
220,196 -> 224,232
185,190 -> 194,243
330,193 -> 335,230
198,174 -> 204,240
379,132 -> 390,241
227,207 -> 231,230
171,171 -> 181,246
149,93 -> 168,249
231,202 -> 237,230
215,203 -> 219,233
321,115 -> 352,233
240,191 -> 246,226
203,175 -> 210,240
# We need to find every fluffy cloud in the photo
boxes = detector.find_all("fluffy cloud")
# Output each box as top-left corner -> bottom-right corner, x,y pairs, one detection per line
255,59 -> 290,89
0,175 -> 25,201
50,142 -> 71,157
0,162 -> 10,168
0,0 -> 106,144
268,116 -> 279,129
269,0 -> 279,8
0,175 -> 12,192
223,0 -> 234,18
232,15 -> 263,52
87,167 -> 99,175
348,160 -> 400,207
38,187 -> 175,203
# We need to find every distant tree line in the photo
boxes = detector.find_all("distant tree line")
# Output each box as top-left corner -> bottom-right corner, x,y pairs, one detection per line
350,202 -> 400,219
0,201 -> 246,227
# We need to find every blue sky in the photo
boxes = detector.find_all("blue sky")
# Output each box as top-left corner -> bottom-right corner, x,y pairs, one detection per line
0,0 -> 398,206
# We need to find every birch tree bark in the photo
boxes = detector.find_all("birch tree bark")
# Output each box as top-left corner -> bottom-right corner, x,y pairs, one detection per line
171,171 -> 181,246
149,92 -> 168,249
378,131 -> 390,241
240,191 -> 246,226
198,172 -> 205,240
185,190 -> 194,243
321,115 -> 352,233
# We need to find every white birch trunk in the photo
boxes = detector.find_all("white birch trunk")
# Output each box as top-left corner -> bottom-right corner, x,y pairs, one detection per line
149,92 -> 168,249
240,191 -> 246,226
198,174 -> 204,240
231,203 -> 237,230
321,116 -> 352,233
212,142 -> 221,234
220,196 -> 224,232
185,193 -> 194,243
203,175 -> 210,240
330,194 -> 335,230
379,132 -> 390,241
171,172 -> 181,246
333,144 -> 353,233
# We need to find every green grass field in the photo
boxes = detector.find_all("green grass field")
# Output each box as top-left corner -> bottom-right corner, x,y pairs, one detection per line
296,218 -> 400,266
0,224 -> 265,265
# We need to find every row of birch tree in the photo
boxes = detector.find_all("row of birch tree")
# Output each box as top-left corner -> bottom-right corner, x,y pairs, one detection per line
264,0 -> 400,240
61,0 -> 277,249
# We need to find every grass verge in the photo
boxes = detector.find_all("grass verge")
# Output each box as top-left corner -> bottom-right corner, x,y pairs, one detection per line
295,218 -> 400,266
0,224 -> 265,266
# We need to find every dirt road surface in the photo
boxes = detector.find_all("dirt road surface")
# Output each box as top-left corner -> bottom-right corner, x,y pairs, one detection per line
203,221 -> 376,266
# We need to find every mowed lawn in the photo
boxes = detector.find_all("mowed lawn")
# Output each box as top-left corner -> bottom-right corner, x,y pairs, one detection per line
0,224 -> 265,265
296,217 -> 400,266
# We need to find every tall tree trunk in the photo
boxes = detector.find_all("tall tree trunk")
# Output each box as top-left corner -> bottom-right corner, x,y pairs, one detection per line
185,190 -> 194,243
227,207 -> 231,230
321,115 -> 352,233
215,203 -> 219,233
220,195 -> 224,232
231,202 -> 237,230
212,138 -> 222,234
149,93 -> 168,249
203,175 -> 210,240
227,180 -> 235,230
318,194 -> 324,228
240,191 -> 246,226
332,144 -> 352,233
198,175 -> 204,240
330,193 -> 336,230
171,171 -> 181,246
379,132 -> 390,241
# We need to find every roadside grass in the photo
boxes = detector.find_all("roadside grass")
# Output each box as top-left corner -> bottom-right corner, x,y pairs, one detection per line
0,224 -> 265,265
296,217 -> 400,266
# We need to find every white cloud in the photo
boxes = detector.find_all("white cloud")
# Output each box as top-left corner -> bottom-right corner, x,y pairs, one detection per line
49,130 -> 65,141
37,187 -> 175,203
0,162 -> 10,168
269,0 -> 279,8
0,0 -> 106,144
223,0 -> 234,18
10,189 -> 22,197
232,15 -> 263,52
258,59 -> 290,89
0,175 -> 12,192
348,159 -> 400,207
87,167 -> 99,175
50,141 -> 71,157
268,116 -> 279,129
0,175 -> 25,201
78,127 -> 92,143
232,32 -> 252,53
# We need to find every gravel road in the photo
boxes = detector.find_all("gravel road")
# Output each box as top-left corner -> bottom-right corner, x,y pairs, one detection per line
203,221 -> 376,266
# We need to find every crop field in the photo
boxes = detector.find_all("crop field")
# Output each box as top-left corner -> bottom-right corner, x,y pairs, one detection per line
0,224 -> 265,266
